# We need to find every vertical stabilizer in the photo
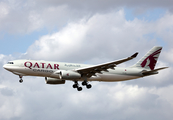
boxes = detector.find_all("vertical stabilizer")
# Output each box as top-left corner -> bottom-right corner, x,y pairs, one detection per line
131,46 -> 162,70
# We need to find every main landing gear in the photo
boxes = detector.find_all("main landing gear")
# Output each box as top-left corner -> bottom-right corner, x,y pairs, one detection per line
19,75 -> 23,83
82,81 -> 92,89
73,81 -> 82,91
72,81 -> 92,91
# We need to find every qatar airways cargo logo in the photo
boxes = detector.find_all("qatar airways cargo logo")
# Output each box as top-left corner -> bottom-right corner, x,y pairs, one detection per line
24,61 -> 59,69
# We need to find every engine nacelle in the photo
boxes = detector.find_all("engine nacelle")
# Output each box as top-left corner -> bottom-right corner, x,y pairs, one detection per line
45,77 -> 65,84
59,70 -> 81,80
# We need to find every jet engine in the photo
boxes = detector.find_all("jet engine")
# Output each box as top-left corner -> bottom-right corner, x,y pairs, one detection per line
45,77 -> 65,84
59,70 -> 81,80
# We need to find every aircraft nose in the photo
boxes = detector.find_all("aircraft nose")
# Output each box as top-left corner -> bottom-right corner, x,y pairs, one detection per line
3,64 -> 7,69
3,64 -> 10,71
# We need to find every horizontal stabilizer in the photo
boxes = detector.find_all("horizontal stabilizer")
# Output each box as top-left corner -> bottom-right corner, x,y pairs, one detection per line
142,67 -> 168,76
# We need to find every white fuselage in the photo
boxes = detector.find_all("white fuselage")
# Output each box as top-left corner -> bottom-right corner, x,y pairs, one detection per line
3,60 -> 144,82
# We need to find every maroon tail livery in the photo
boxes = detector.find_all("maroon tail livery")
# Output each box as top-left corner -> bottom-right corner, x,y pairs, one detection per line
131,46 -> 162,70
141,48 -> 162,70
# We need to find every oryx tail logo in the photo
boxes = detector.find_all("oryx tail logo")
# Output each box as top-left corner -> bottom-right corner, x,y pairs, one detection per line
141,48 -> 162,70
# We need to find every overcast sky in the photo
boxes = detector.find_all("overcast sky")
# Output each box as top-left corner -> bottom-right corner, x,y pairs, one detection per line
0,0 -> 173,120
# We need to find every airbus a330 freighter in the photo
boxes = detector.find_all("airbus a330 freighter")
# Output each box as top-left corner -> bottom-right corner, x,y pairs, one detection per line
3,46 -> 168,91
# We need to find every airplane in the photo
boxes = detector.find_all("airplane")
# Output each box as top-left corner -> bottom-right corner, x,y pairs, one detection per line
3,46 -> 168,91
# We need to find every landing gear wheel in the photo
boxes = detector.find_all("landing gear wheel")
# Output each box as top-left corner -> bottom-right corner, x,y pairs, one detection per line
82,79 -> 92,89
19,75 -> 23,83
73,81 -> 83,91
77,87 -> 82,91
73,84 -> 78,88
86,84 -> 92,89
82,81 -> 87,86
19,79 -> 23,83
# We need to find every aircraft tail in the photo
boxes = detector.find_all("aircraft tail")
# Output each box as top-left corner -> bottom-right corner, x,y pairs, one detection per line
131,46 -> 162,70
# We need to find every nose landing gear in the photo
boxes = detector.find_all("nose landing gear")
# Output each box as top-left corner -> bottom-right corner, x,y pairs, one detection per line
19,75 -> 23,83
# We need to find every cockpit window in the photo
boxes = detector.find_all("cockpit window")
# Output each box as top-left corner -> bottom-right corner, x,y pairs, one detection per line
7,62 -> 14,64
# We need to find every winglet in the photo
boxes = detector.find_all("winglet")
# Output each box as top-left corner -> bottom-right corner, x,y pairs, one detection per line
131,52 -> 138,58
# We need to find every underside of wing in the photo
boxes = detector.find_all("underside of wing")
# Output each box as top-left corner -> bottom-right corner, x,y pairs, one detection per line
75,52 -> 138,77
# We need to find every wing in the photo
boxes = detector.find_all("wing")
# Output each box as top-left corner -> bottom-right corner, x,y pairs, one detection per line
75,52 -> 138,77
